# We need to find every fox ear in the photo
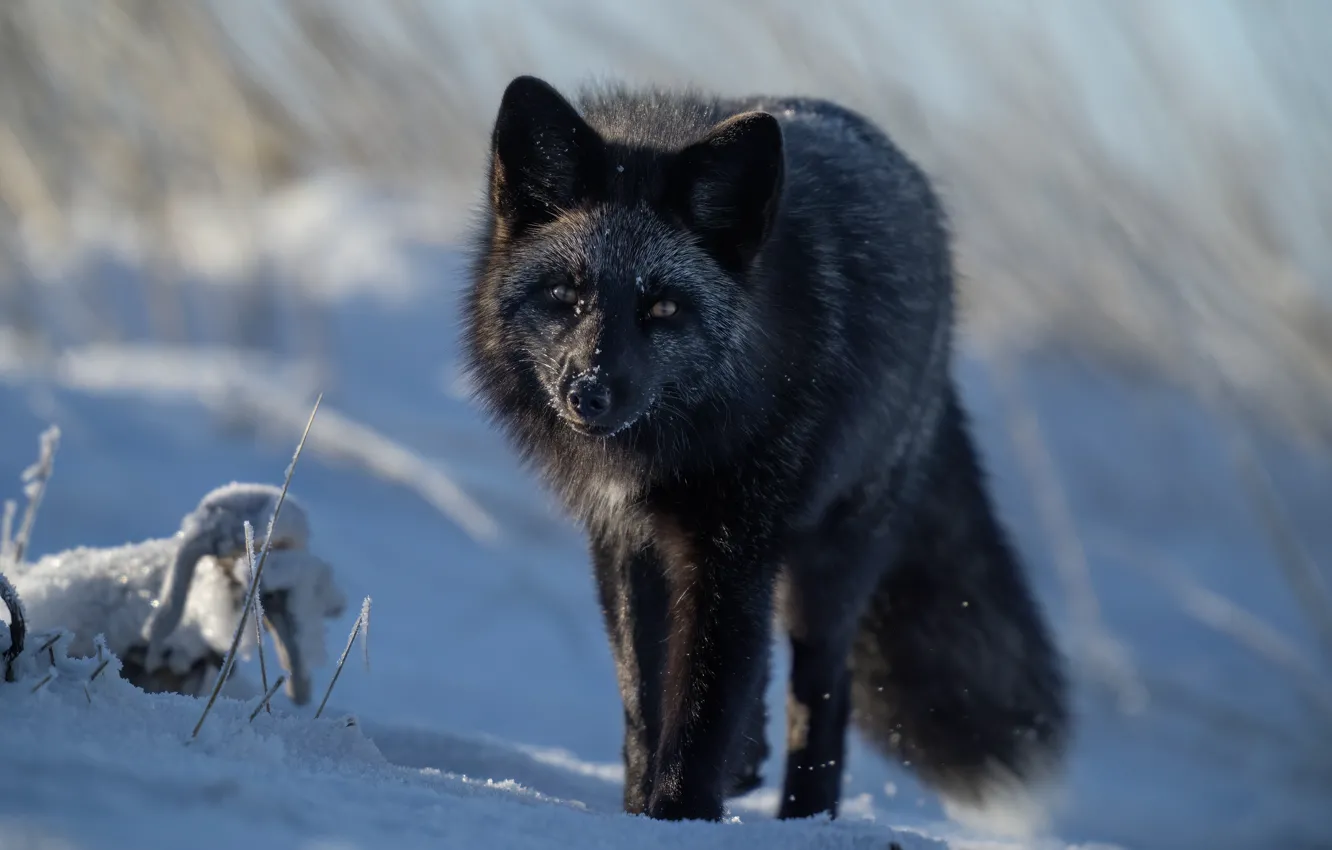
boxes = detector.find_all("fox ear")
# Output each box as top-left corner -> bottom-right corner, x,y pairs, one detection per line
669,111 -> 784,272
488,75 -> 605,235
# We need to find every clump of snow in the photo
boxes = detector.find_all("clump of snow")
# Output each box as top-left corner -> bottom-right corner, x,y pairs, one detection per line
14,536 -> 236,671
246,547 -> 347,674
8,482 -> 346,705
0,624 -> 935,850
0,626 -> 388,790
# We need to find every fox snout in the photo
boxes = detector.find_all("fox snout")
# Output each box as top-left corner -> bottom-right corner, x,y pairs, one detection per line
566,374 -> 612,423
560,371 -> 618,432
557,365 -> 645,436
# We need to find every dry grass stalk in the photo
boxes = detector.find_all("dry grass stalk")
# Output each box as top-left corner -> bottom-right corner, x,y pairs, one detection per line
242,519 -> 271,708
248,674 -> 287,722
2,427 -> 60,680
314,596 -> 370,721
12,426 -> 60,566
192,393 -> 323,738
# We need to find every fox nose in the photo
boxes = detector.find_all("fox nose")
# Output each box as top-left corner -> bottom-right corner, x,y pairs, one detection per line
566,376 -> 612,423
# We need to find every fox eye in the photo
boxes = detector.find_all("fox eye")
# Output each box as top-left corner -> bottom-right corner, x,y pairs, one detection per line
649,299 -> 678,319
548,283 -> 578,305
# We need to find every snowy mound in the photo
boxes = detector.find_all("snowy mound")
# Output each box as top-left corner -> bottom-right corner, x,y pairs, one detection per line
0,633 -> 934,850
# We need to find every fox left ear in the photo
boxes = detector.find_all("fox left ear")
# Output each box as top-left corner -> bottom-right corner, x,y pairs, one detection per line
668,111 -> 784,273
489,75 -> 606,237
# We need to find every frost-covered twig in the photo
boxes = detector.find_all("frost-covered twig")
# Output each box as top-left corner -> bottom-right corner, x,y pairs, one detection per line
12,425 -> 60,566
34,631 -> 60,664
249,674 -> 287,722
1,499 -> 14,562
243,520 -> 270,706
2,427 -> 58,680
88,657 -> 111,682
360,596 -> 371,672
193,393 -> 322,738
314,595 -> 370,720
28,668 -> 56,693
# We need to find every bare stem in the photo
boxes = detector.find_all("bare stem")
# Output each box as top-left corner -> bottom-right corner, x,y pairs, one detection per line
243,520 -> 270,706
192,393 -> 322,738
1,499 -> 14,561
248,674 -> 287,722
2,427 -> 60,678
360,596 -> 371,672
314,598 -> 368,720
12,425 -> 60,565
89,658 -> 111,682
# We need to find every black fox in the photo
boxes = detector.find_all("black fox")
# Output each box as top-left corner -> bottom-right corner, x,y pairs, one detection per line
461,74 -> 1069,823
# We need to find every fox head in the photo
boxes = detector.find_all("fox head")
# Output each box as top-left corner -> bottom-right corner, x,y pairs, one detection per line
464,75 -> 786,455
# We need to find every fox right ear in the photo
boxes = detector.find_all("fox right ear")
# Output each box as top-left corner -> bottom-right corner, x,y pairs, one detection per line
488,75 -> 605,235
668,111 -> 784,275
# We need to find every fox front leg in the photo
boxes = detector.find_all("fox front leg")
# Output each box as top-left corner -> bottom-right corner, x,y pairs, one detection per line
591,537 -> 671,814
646,522 -> 777,821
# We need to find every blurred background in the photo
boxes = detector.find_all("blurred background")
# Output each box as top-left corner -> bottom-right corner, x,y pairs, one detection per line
1,2 -> 1330,849
4,0 -> 1332,429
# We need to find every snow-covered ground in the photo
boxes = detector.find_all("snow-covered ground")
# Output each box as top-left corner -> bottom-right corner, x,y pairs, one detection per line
2,179 -> 1330,850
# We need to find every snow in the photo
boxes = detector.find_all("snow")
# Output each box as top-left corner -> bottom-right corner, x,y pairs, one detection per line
16,535 -> 233,668
2,654 -> 941,850
6,483 -> 344,698
1,176 -> 1329,850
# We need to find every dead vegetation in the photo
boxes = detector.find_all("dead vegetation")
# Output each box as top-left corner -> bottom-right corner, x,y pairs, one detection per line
0,1 -> 1329,444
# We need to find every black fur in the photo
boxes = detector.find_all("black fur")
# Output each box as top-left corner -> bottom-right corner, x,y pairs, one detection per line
461,75 -> 1069,823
